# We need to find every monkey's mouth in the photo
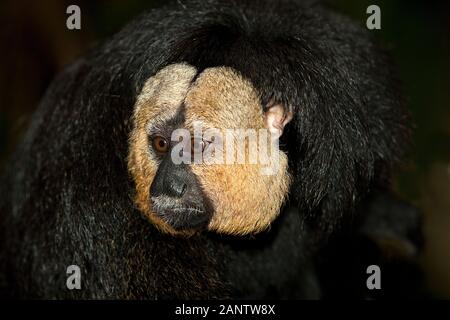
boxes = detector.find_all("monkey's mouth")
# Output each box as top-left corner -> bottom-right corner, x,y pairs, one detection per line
150,196 -> 212,231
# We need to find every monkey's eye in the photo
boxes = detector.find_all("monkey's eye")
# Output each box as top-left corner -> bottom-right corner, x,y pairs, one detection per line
151,135 -> 170,154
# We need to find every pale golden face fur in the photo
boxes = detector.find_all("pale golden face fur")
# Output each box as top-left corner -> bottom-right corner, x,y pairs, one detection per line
128,63 -> 291,236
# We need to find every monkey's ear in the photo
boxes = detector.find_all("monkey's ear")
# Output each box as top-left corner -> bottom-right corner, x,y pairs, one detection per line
264,103 -> 293,139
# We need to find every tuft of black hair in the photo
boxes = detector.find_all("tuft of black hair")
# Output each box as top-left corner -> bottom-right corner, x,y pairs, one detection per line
0,0 -> 415,299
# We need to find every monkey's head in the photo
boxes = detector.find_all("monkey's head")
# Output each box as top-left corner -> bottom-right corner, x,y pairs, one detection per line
126,0 -> 411,239
128,63 -> 292,236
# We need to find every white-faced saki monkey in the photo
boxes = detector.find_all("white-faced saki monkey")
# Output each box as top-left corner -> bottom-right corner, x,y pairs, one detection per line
0,0 -> 424,299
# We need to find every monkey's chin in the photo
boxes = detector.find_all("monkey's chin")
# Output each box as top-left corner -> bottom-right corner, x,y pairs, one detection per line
147,214 -> 199,237
143,201 -> 283,236
144,209 -> 211,238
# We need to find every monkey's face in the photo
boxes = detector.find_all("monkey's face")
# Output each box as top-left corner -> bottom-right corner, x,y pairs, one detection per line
128,63 -> 292,236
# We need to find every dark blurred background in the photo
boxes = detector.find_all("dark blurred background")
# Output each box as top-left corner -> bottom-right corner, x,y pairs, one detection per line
0,0 -> 449,297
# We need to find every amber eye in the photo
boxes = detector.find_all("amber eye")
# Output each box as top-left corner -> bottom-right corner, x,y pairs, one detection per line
152,135 -> 169,154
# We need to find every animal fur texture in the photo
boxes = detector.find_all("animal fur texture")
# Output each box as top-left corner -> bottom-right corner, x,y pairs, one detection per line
0,0 -> 422,299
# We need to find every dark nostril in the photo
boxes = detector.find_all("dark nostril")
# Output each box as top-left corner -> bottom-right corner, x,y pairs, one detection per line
180,183 -> 187,196
169,180 -> 187,198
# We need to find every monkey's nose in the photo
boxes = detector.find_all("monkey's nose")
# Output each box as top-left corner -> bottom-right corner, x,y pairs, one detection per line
165,176 -> 187,198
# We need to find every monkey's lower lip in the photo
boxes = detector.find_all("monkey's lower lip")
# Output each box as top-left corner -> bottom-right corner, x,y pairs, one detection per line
154,205 -> 210,230
161,206 -> 205,216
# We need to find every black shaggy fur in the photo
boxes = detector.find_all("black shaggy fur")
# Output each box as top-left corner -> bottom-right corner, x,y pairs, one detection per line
0,0 -> 422,299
